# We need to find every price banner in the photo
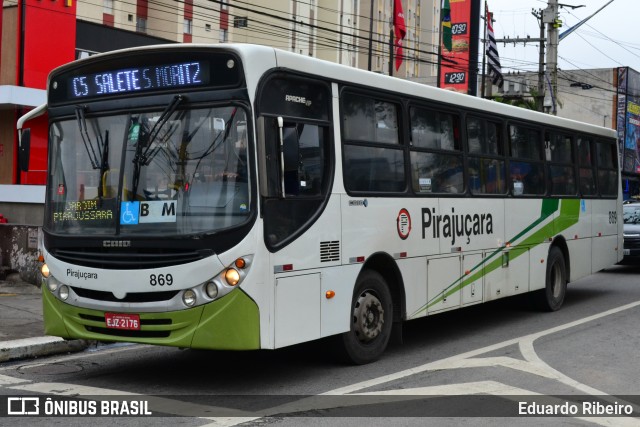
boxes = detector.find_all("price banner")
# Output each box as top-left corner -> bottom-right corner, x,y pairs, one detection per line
438,0 -> 477,94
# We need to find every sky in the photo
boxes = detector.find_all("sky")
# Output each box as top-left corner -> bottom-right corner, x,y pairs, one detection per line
484,0 -> 640,74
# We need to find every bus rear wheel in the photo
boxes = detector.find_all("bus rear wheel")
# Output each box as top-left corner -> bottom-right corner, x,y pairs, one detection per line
535,246 -> 567,312
340,270 -> 393,365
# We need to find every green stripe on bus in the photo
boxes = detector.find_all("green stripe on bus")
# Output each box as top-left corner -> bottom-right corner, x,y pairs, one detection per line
409,199 -> 579,317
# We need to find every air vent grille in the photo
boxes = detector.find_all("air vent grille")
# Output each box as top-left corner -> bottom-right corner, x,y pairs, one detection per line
320,241 -> 340,262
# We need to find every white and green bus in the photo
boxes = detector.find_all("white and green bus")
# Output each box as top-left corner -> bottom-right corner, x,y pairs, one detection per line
18,44 -> 622,364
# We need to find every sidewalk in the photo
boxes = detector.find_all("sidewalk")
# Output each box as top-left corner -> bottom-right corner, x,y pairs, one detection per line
0,274 -> 89,363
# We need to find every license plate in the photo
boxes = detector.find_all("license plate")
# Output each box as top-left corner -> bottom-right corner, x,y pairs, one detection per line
105,312 -> 141,330
624,249 -> 630,256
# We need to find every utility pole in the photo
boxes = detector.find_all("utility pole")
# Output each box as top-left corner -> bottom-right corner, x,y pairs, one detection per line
534,10 -> 545,113
368,1 -> 374,71
531,9 -> 546,112
544,0 -> 560,115
493,31 -> 546,107
494,1 -> 604,115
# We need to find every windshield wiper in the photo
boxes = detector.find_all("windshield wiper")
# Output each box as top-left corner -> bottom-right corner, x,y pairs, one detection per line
75,106 -> 103,170
139,95 -> 183,166
97,130 -> 109,200
76,106 -> 110,202
131,95 -> 184,197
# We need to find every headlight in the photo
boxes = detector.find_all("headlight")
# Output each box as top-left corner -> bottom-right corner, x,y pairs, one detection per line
224,268 -> 240,286
182,289 -> 197,307
47,276 -> 59,292
205,281 -> 219,299
59,285 -> 69,300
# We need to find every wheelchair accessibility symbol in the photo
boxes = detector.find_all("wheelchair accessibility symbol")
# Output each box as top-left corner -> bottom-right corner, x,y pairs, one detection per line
120,202 -> 140,225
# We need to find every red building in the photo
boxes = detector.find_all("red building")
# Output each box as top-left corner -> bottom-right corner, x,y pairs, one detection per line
0,0 -> 173,224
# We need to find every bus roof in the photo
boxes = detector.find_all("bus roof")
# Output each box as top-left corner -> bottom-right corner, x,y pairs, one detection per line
48,43 -> 616,140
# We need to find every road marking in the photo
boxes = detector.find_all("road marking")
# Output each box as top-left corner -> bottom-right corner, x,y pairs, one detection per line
2,301 -> 639,426
0,373 -> 31,386
323,300 -> 640,395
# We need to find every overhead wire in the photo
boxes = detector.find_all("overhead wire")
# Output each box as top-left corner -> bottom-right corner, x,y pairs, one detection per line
15,0 -> 638,105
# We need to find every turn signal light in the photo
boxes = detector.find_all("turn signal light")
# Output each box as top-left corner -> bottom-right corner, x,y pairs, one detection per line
326,290 -> 336,299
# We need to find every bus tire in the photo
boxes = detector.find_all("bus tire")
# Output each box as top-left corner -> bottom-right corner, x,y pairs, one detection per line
535,246 -> 567,312
340,270 -> 393,365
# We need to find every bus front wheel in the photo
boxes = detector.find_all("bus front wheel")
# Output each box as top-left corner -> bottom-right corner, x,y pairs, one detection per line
340,270 -> 393,365
535,246 -> 567,312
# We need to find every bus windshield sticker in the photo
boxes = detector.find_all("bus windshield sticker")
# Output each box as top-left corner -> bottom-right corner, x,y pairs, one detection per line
419,177 -> 432,192
120,201 -> 177,225
513,180 -> 524,195
139,201 -> 177,223
120,202 -> 140,225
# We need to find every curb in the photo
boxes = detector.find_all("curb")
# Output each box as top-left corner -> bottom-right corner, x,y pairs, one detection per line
0,337 -> 91,363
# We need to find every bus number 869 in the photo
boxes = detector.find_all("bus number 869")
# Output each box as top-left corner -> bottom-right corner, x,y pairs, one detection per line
150,274 -> 173,286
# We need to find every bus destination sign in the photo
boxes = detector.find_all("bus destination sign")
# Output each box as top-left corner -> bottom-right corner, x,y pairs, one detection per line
68,61 -> 210,99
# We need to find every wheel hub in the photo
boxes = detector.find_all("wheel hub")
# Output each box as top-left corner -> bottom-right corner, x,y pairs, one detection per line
353,291 -> 384,342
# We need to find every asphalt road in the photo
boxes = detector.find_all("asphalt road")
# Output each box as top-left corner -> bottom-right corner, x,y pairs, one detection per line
1,264 -> 640,426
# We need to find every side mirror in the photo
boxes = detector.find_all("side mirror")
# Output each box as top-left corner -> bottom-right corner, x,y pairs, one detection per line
19,128 -> 31,172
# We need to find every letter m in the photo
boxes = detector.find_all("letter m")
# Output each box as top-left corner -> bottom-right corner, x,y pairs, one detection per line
162,202 -> 176,216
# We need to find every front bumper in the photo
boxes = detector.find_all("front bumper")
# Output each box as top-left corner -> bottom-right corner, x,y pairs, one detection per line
42,286 -> 260,350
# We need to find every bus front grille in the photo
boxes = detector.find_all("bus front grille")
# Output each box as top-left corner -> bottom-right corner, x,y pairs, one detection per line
72,287 -> 179,303
50,248 -> 214,269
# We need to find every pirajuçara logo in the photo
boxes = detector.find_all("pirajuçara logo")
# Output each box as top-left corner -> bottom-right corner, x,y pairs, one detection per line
66,269 -> 98,280
421,207 -> 493,245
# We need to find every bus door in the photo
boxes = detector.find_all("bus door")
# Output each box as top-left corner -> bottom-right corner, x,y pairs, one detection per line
256,74 -> 337,347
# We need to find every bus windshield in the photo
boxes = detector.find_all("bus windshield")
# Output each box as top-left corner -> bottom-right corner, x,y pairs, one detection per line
47,103 -> 250,236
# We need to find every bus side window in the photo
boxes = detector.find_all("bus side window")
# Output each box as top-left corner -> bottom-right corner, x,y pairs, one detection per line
467,116 -> 506,195
577,136 -> 597,196
597,140 -> 618,196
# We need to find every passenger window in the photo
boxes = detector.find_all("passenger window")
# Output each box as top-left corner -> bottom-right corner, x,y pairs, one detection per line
546,132 -> 576,196
410,107 -> 461,151
509,124 -> 541,160
596,141 -> 618,196
343,95 -> 399,144
577,137 -> 597,196
547,133 -> 573,163
578,137 -> 593,166
467,116 -> 501,155
468,157 -> 506,194
410,151 -> 463,194
467,116 -> 505,195
510,161 -> 545,196
342,92 -> 405,193
509,124 -> 544,196
344,145 -> 405,192
408,106 -> 462,194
